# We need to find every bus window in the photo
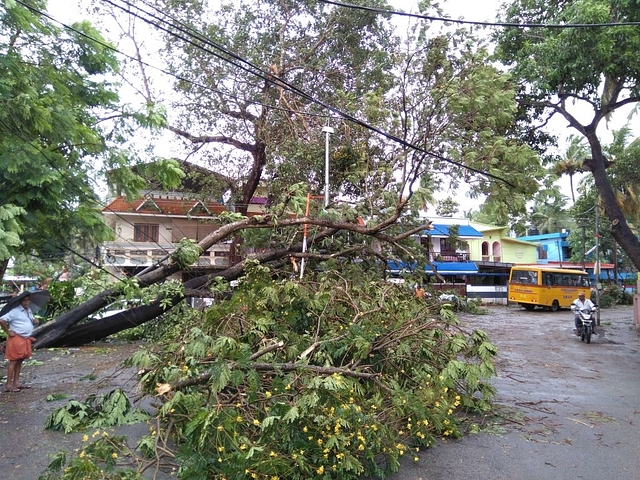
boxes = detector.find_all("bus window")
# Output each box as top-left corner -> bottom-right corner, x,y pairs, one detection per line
542,273 -> 553,286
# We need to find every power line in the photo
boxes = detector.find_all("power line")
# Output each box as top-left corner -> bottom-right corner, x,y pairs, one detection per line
102,0 -> 517,187
318,0 -> 640,28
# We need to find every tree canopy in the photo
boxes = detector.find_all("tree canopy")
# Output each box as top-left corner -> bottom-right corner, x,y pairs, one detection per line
494,0 -> 640,268
0,0 -> 121,268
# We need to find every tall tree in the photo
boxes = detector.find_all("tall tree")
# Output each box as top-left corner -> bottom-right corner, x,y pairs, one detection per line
0,0 -> 120,278
494,0 -> 640,269
34,0 -> 543,346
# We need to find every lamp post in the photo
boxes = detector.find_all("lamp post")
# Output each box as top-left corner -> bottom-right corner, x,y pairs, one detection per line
322,125 -> 334,208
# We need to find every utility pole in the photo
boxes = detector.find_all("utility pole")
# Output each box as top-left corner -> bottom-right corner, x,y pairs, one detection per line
578,218 -> 588,270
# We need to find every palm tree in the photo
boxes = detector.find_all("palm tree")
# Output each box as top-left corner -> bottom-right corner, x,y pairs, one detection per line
553,135 -> 588,205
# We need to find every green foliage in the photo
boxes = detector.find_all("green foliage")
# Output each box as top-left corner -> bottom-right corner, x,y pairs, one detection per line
494,1 -> 640,267
0,1 -> 123,262
39,434 -> 142,480
56,265 -> 495,480
0,204 -> 24,260
44,388 -> 150,434
597,284 -> 633,308
170,238 -> 203,269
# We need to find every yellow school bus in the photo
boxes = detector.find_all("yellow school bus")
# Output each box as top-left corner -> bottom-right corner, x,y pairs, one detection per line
508,266 -> 590,311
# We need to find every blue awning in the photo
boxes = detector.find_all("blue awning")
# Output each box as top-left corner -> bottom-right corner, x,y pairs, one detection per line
388,261 -> 478,275
425,224 -> 483,237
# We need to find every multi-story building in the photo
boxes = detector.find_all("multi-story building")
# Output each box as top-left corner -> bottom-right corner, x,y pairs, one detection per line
101,193 -> 231,280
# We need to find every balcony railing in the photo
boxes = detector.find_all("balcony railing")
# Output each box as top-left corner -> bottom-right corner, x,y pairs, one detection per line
102,241 -> 230,269
431,252 -> 470,262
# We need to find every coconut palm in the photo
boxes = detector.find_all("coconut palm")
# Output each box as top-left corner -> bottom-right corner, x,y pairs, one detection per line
553,135 -> 588,204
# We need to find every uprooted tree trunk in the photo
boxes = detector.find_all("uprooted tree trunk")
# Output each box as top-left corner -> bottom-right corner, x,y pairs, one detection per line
35,207 -> 428,348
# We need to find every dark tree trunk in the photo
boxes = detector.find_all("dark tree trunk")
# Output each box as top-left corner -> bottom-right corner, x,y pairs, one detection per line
32,213 -> 419,347
35,247 -> 291,348
583,129 -> 640,270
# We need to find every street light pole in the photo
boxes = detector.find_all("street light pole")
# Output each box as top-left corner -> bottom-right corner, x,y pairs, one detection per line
322,126 -> 334,208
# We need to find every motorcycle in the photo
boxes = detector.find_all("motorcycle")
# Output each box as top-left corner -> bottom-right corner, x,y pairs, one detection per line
571,304 -> 598,344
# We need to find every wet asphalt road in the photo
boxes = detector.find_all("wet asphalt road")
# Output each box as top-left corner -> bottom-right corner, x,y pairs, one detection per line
388,304 -> 640,480
2,306 -> 639,480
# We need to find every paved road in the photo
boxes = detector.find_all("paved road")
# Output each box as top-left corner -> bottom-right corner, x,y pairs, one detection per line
389,304 -> 640,480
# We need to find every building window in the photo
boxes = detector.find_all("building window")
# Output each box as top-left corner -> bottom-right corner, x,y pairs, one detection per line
134,224 -> 159,242
537,244 -> 548,260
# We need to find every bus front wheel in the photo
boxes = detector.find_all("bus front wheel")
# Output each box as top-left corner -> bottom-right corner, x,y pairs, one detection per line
550,300 -> 560,312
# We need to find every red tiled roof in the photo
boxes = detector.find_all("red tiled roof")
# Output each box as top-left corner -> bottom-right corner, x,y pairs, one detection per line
103,196 -> 228,216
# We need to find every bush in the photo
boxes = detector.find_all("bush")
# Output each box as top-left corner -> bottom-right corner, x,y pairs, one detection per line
595,284 -> 633,308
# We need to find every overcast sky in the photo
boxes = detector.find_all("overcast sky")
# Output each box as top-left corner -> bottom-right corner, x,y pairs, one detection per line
46,0 -> 624,212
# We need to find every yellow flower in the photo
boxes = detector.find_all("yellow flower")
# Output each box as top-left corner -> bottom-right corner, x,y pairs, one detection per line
82,434 -> 89,442
217,425 -> 224,431
270,451 -> 277,457
240,444 -> 247,450
414,456 -> 419,462
303,426 -> 308,433
285,384 -> 291,390
79,451 -> 86,458
111,453 -> 118,459
265,391 -> 272,398
317,439 -> 323,445
217,446 -> 225,452
253,419 -> 260,426
316,466 -> 324,475
358,444 -> 365,451
236,416 -> 243,422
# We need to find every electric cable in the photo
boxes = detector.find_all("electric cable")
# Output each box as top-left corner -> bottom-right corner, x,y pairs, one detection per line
318,0 -> 640,28
103,0 -> 516,187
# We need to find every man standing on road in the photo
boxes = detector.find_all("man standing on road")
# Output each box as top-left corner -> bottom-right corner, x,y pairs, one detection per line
0,293 -> 38,392
572,292 -> 595,335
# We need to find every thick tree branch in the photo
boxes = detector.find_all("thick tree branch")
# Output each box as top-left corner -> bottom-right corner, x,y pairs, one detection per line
168,125 -> 257,152
169,361 -> 382,391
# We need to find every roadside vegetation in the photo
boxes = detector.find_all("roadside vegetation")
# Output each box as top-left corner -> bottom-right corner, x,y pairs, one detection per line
39,265 -> 497,479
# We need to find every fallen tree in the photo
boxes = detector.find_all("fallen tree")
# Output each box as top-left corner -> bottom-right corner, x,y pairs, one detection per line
34,202 -> 432,348
41,263 -> 498,480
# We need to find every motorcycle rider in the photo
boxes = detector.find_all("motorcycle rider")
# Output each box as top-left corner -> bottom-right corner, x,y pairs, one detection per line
572,292 -> 596,335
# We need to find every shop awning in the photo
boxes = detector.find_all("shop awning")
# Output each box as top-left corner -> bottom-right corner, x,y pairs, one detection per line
425,224 -> 483,237
388,261 -> 478,275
